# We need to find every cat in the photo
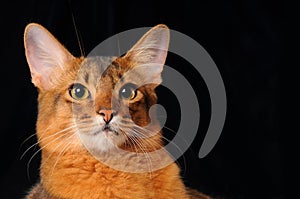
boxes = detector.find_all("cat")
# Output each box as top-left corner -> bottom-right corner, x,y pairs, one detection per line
24,23 -> 211,199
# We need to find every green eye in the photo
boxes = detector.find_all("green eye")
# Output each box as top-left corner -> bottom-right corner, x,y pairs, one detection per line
119,83 -> 137,100
69,83 -> 90,100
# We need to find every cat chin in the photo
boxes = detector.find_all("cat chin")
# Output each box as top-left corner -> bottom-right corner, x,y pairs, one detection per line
77,130 -> 124,153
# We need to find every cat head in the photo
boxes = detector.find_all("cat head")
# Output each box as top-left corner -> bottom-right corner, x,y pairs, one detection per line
24,23 -> 169,156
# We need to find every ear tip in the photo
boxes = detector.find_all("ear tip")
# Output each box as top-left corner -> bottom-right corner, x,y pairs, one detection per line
24,23 -> 46,39
154,24 -> 170,34
25,23 -> 41,32
156,24 -> 170,30
152,24 -> 170,40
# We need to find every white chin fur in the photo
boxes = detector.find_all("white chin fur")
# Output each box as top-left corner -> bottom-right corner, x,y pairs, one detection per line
78,132 -> 117,153
77,116 -> 126,153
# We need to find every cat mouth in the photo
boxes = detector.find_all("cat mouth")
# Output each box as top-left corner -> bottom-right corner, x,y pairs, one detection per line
93,124 -> 119,136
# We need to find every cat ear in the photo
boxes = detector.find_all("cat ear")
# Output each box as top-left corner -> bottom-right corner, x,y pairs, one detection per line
123,24 -> 170,84
24,23 -> 74,90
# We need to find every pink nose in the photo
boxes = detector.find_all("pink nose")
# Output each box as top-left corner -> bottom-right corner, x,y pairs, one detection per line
99,109 -> 114,123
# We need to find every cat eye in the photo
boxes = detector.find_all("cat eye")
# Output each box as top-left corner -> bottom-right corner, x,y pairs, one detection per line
119,83 -> 137,100
69,83 -> 90,100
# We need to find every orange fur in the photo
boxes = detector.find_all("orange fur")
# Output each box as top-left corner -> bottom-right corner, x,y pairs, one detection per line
33,58 -> 188,199
24,23 -> 211,199
39,150 -> 188,199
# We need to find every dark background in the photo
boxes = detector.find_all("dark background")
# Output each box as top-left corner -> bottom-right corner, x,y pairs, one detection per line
0,0 -> 282,198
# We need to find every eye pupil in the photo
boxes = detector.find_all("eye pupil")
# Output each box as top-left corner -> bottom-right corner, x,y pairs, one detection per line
70,84 -> 89,100
121,87 -> 132,99
75,87 -> 84,98
120,84 -> 137,100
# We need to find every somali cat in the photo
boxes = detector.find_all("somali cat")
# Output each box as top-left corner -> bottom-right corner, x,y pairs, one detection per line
24,23 -> 211,199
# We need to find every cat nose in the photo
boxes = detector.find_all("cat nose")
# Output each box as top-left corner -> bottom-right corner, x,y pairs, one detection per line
98,109 -> 116,124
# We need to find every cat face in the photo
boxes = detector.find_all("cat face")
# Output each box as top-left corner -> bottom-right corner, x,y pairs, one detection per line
24,24 -> 169,155
66,56 -> 161,153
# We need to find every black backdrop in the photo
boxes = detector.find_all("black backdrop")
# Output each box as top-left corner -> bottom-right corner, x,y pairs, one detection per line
0,1 -> 282,198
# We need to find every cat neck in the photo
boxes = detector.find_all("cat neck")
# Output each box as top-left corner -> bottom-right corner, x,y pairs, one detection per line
40,149 -> 125,198
39,148 -> 173,198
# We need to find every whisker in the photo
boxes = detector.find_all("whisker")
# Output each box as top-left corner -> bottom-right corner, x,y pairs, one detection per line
130,128 -> 163,153
20,123 -> 86,160
162,126 -> 189,172
38,122 -> 89,143
26,129 -> 74,179
120,119 -> 189,146
20,141 -> 39,161
68,0 -> 85,57
121,126 -> 153,175
119,123 -> 162,152
119,122 -> 187,173
130,136 -> 153,176
132,124 -> 187,153
20,133 -> 37,148
146,126 -> 187,169
50,134 -> 76,176
115,123 -> 138,154
136,127 -> 187,174
163,126 -> 189,142
42,132 -> 76,166
20,122 -> 56,150
24,121 -> 90,179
